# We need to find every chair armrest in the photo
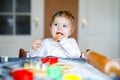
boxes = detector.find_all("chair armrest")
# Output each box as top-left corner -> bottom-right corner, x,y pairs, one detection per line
19,48 -> 27,58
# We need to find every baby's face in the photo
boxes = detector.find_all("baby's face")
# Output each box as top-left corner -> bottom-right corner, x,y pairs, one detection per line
50,17 -> 72,39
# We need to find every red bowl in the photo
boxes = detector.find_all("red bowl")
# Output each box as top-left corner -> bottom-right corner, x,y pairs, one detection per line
13,69 -> 33,80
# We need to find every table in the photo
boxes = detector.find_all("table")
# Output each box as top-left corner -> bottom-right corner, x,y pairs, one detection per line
0,57 -> 119,80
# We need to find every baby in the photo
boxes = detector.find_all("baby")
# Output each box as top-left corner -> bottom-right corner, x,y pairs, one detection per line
28,10 -> 81,58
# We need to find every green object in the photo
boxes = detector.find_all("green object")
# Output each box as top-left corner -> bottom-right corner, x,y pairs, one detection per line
47,66 -> 62,80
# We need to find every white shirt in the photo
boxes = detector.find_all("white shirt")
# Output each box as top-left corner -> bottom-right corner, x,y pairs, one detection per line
28,38 -> 81,58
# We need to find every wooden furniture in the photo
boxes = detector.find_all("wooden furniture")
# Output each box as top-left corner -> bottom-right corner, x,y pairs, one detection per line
19,48 -> 27,58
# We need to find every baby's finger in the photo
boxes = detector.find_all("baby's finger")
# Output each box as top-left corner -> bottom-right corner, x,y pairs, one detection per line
57,35 -> 64,41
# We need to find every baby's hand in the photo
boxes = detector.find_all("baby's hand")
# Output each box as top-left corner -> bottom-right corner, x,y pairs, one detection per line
32,39 -> 42,51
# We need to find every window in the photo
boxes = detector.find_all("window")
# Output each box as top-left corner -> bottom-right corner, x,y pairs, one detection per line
0,0 -> 31,35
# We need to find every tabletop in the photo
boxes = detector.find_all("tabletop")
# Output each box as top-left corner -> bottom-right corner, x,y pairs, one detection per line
0,57 -> 119,80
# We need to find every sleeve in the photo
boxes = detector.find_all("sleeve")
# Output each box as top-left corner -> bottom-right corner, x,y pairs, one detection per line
59,38 -> 81,58
27,40 -> 46,58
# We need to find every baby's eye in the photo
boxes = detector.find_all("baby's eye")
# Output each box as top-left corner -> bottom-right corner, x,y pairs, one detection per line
54,23 -> 58,26
63,25 -> 67,28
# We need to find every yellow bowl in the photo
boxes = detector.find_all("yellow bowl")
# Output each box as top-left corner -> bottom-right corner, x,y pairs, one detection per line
63,74 -> 81,80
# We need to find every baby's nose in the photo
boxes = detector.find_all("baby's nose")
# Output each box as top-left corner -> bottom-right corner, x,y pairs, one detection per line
57,26 -> 62,30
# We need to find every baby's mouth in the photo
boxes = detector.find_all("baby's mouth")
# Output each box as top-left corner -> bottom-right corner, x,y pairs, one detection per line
56,32 -> 63,35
